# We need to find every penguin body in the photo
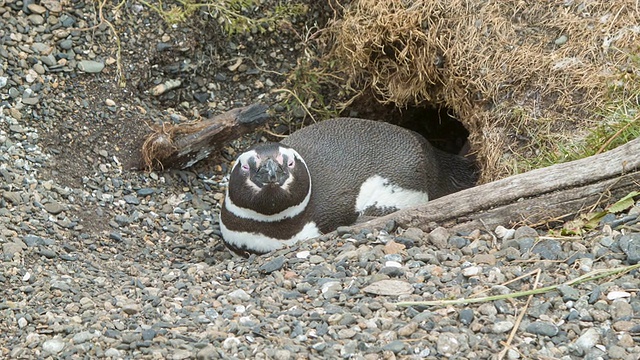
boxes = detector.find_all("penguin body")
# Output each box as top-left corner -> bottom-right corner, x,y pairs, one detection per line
220,118 -> 477,256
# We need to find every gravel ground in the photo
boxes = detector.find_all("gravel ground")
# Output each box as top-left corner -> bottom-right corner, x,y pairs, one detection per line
1,1 -> 640,359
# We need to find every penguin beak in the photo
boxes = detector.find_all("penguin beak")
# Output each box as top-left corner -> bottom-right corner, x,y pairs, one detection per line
256,157 -> 283,185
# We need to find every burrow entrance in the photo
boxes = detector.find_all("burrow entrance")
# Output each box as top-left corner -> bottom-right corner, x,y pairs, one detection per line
341,95 -> 472,157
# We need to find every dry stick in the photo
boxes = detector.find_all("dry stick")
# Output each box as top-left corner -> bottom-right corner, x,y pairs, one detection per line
497,269 -> 541,360
596,120 -> 634,155
395,263 -> 640,307
273,88 -> 317,123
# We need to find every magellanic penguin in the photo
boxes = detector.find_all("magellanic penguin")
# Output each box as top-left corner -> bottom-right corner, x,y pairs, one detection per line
219,118 -> 477,256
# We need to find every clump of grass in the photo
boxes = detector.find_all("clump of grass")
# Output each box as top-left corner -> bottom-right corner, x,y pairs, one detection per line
512,85 -> 639,173
139,0 -> 307,35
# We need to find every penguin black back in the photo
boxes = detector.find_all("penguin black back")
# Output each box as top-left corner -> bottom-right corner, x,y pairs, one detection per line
281,118 -> 477,233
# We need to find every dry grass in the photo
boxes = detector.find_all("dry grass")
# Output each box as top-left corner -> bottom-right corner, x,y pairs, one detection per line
326,0 -> 640,182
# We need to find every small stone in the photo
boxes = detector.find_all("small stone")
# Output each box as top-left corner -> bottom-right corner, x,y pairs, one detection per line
274,349 -> 291,360
459,309 -> 474,325
382,340 -> 405,354
462,266 -> 481,277
492,321 -> 514,333
557,285 -> 580,301
555,35 -> 568,45
574,328 -> 599,352
397,322 -> 418,336
44,201 -> 65,215
618,233 -> 640,264
3,242 -> 25,255
227,289 -> 251,303
259,255 -> 285,274
104,348 -> 121,358
384,240 -> 405,254
427,227 -> 448,248
495,225 -> 515,240
122,303 -> 141,315
514,226 -> 538,239
42,338 -> 65,354
525,321 -> 559,337
59,39 -> 73,50
42,0 -> 63,12
77,60 -> 105,73
72,331 -> 93,344
196,345 -> 218,360
18,317 -> 28,328
171,349 -> 192,360
33,64 -> 45,75
362,280 -> 413,296
150,79 -> 181,96
402,227 -> 425,242
27,4 -> 47,14
532,239 -> 562,260
336,226 -> 352,236
105,99 -> 116,107
607,291 -> 631,300
222,336 -> 241,350
436,333 -> 459,356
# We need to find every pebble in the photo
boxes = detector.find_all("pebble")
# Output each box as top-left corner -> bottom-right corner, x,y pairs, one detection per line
436,333 -> 460,356
42,338 -> 65,354
77,60 -> 105,73
573,328 -> 599,353
427,226 -> 448,248
525,321 -> 559,337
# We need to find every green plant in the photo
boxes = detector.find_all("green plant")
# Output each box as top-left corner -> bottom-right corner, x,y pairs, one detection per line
139,0 -> 307,35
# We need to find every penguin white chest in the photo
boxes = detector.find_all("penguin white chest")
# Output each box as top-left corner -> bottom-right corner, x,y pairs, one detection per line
354,175 -> 429,215
219,219 -> 321,254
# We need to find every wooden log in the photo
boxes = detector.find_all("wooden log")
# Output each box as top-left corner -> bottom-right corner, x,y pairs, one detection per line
351,137 -> 640,234
141,104 -> 269,170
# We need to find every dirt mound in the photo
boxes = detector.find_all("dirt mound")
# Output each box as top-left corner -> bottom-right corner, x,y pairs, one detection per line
327,0 -> 640,182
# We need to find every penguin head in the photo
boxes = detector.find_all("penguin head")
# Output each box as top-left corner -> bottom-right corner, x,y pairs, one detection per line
226,143 -> 311,218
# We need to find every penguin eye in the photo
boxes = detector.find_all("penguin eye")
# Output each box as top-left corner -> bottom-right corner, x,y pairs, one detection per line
287,159 -> 295,168
241,164 -> 250,172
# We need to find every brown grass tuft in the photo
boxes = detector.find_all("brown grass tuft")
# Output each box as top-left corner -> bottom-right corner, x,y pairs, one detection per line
326,0 -> 640,182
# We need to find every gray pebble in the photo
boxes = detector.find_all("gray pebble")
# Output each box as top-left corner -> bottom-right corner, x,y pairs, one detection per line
532,239 -> 562,260
557,284 -> 580,301
514,226 -> 538,239
77,60 -> 105,73
59,39 -> 73,50
42,338 -> 65,354
227,289 -> 251,303
259,255 -> 285,274
427,227 -> 448,247
44,201 -> 65,214
618,233 -> 640,264
436,332 -> 460,356
382,340 -> 405,354
459,308 -> 474,325
493,321 -> 514,333
573,328 -> 599,353
526,321 -> 559,336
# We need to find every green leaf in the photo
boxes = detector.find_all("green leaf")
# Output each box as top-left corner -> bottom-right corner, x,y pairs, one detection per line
607,191 -> 640,214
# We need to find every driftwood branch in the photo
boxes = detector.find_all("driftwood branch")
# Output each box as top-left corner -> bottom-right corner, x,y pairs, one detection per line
141,104 -> 269,170
353,137 -> 640,234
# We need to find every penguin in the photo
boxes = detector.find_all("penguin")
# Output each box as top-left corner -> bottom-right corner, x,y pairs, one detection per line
219,118 -> 477,256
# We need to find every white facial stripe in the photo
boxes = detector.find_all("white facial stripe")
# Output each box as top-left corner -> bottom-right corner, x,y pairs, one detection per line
219,219 -> 321,253
355,175 -> 429,214
235,149 -> 259,171
278,146 -> 307,192
224,185 -> 312,222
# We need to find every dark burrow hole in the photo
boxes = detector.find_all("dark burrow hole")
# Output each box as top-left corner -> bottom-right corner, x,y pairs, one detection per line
341,95 -> 472,157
